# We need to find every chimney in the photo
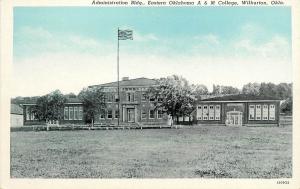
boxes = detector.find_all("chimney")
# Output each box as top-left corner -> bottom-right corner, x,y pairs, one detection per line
122,77 -> 129,81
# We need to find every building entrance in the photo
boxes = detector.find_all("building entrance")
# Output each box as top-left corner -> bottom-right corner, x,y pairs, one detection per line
226,111 -> 243,126
127,108 -> 135,122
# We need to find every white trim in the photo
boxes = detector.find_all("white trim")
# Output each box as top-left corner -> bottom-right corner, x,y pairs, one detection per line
149,109 -> 155,119
255,105 -> 261,120
262,104 -> 269,120
202,105 -> 208,120
157,109 -> 163,119
215,105 -> 221,120
65,102 -> 83,105
197,105 -> 202,120
269,104 -> 276,120
64,107 -> 69,120
208,105 -> 215,120
69,106 -> 74,120
248,105 -> 255,120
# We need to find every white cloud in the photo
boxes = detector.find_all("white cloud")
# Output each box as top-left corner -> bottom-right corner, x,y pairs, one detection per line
12,26 -> 292,97
133,31 -> 158,42
194,34 -> 220,46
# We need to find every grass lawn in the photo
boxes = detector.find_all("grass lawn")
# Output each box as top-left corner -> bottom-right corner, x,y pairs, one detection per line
10,125 -> 292,178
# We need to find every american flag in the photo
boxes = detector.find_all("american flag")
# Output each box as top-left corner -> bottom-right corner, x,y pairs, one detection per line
118,29 -> 133,40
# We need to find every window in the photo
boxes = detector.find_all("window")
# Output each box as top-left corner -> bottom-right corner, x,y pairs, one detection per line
209,105 -> 215,120
30,113 -> 35,120
100,110 -> 105,119
249,105 -> 255,120
74,107 -> 78,120
255,105 -> 261,120
69,107 -> 74,120
26,107 -> 30,120
107,94 -> 113,102
158,97 -> 163,102
115,110 -> 119,119
149,97 -> 155,102
78,106 -> 83,120
149,109 -> 155,119
64,107 -> 69,120
262,105 -> 268,120
203,105 -> 208,120
215,105 -> 221,120
197,105 -> 202,120
269,104 -> 275,120
141,93 -> 147,101
107,110 -> 112,119
115,94 -> 119,102
127,93 -> 134,102
141,110 -> 147,119
157,109 -> 163,119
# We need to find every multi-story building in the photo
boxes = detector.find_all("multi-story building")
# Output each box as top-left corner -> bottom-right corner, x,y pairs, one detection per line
89,77 -> 167,125
21,77 -> 168,126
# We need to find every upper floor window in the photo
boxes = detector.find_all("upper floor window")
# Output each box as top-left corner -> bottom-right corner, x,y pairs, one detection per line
141,93 -> 147,101
126,93 -> 135,102
115,110 -> 119,119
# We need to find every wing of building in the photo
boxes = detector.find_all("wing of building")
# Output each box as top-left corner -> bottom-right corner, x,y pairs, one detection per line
20,77 -> 168,126
194,94 -> 281,127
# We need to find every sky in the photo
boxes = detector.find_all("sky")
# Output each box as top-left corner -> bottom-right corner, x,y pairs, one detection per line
13,7 -> 292,97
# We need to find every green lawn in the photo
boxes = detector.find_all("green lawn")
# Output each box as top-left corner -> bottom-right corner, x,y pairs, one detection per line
10,125 -> 292,178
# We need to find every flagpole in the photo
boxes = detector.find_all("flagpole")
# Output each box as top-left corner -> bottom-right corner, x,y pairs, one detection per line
117,28 -> 120,126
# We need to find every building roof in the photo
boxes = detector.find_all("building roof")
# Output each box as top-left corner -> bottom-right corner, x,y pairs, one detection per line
200,94 -> 281,102
89,77 -> 157,88
11,104 -> 23,115
19,96 -> 82,105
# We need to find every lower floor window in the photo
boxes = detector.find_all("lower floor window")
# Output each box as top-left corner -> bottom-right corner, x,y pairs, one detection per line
100,110 -> 105,119
115,110 -> 119,118
107,110 -> 112,119
149,110 -> 155,119
157,109 -> 163,119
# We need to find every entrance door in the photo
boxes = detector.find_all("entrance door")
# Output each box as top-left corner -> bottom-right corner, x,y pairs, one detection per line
127,108 -> 135,122
226,111 -> 243,126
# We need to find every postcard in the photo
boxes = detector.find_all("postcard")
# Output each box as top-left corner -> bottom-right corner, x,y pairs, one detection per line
0,0 -> 299,188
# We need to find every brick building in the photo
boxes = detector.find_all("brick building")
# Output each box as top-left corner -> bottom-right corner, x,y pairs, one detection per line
194,94 -> 281,126
89,77 -> 168,125
21,77 -> 168,126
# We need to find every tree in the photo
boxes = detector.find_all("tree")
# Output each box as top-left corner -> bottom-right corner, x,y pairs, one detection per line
146,75 -> 195,123
65,92 -> 77,98
259,82 -> 278,97
212,85 -> 240,95
78,87 -> 106,125
276,83 -> 292,100
191,84 -> 208,100
32,90 -> 67,122
242,82 -> 261,95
